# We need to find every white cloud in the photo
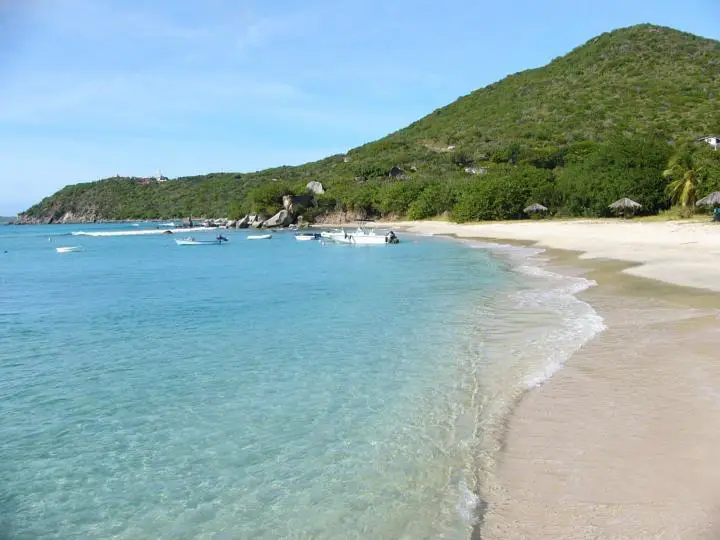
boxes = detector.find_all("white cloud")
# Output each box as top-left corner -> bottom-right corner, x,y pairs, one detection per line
0,70 -> 311,126
233,9 -> 317,53
28,0 -> 210,41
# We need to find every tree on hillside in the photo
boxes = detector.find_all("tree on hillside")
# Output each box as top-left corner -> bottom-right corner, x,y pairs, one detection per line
246,182 -> 295,216
663,147 -> 704,208
555,135 -> 671,216
693,145 -> 720,195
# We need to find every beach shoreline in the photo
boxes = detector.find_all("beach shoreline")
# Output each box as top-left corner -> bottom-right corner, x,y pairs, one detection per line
393,220 -> 720,538
381,218 -> 720,292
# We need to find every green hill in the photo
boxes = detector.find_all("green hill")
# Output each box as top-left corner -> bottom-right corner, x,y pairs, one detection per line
20,24 -> 720,224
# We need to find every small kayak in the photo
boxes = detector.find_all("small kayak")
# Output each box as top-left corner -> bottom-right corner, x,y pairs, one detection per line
56,246 -> 82,253
247,234 -> 272,240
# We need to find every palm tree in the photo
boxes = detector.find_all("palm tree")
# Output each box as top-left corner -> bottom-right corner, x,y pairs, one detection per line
663,148 -> 704,208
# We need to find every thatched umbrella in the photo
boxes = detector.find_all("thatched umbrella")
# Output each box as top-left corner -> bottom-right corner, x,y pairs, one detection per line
609,197 -> 642,218
696,192 -> 720,208
696,191 -> 720,222
523,203 -> 548,214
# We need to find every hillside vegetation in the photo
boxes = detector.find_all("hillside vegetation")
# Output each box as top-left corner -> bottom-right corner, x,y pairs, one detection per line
20,24 -> 720,224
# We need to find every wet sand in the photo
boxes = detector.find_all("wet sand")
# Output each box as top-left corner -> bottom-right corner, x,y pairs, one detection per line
479,255 -> 720,539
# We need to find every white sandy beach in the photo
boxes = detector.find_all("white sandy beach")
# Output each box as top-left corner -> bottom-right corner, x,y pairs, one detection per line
390,219 -> 720,292
388,219 -> 720,539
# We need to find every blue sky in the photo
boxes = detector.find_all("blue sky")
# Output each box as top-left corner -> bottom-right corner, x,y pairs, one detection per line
1,0 -> 719,215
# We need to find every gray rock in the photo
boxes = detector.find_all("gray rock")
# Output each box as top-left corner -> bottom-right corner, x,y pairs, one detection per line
263,209 -> 293,228
236,215 -> 251,228
388,166 -> 408,179
282,194 -> 313,212
226,220 -> 236,229
249,214 -> 267,228
306,181 -> 325,194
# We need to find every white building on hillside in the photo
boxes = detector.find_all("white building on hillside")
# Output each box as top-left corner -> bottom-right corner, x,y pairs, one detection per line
697,135 -> 719,150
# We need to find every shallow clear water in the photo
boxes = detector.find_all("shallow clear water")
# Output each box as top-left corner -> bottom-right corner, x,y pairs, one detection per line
0,225 -> 602,539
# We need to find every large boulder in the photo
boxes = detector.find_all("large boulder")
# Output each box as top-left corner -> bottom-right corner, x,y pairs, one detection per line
236,215 -> 251,228
282,194 -> 313,212
249,214 -> 266,228
306,181 -> 325,195
263,209 -> 293,228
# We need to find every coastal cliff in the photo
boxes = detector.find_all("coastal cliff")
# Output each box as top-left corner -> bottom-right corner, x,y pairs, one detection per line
19,24 -> 720,224
15,211 -> 101,225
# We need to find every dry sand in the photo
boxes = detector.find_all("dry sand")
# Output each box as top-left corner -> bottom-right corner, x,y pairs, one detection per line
390,219 -> 720,292
391,220 -> 720,538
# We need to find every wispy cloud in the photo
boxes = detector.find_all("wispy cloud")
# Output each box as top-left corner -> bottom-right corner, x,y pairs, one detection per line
232,9 -> 318,54
29,0 -> 211,41
0,70 -> 311,128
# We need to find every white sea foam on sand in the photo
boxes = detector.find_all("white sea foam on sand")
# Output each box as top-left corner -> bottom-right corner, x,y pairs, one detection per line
455,240 -> 605,529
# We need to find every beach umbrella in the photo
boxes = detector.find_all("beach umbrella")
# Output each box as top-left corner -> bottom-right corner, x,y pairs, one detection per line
609,197 -> 641,218
608,198 -> 642,211
696,192 -> 720,208
523,203 -> 548,214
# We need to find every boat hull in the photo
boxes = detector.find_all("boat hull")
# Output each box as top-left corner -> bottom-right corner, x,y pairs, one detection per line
56,246 -> 82,253
295,233 -> 320,241
175,239 -> 224,245
247,234 -> 272,240
331,235 -> 389,245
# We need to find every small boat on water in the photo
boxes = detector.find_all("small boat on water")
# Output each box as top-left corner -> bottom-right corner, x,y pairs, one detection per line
56,246 -> 82,253
322,223 -> 399,245
320,229 -> 345,240
247,234 -> 272,240
295,232 -> 321,241
331,231 -> 399,245
175,235 -> 228,246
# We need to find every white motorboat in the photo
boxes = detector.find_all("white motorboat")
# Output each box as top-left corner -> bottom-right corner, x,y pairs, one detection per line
331,231 -> 398,245
175,236 -> 228,246
295,233 -> 321,241
320,229 -> 347,240
322,224 -> 399,245
247,234 -> 272,240
56,246 -> 82,253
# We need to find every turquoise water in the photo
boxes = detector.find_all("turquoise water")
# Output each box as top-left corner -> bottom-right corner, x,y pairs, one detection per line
0,225 -> 497,539
0,225 -> 603,539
